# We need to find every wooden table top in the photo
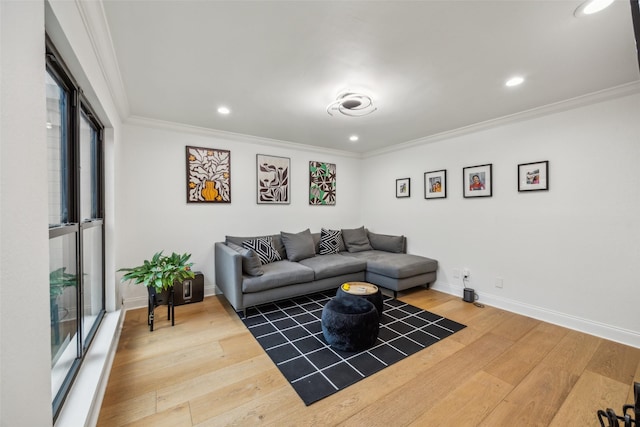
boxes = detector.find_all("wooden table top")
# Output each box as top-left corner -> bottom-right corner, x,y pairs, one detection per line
341,282 -> 379,295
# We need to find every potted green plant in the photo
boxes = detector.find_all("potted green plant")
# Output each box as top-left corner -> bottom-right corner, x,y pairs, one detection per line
119,251 -> 195,331
118,251 -> 195,292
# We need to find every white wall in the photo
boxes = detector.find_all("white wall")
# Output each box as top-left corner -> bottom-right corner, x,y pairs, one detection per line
117,122 -> 363,306
0,2 -> 52,425
0,1 -> 122,425
362,92 -> 640,346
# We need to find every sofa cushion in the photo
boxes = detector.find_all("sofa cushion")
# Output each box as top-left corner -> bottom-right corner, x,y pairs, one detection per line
298,254 -> 367,280
319,228 -> 342,255
226,234 -> 287,259
227,242 -> 264,276
242,260 -> 315,293
342,250 -> 437,279
281,229 -> 316,262
367,231 -> 405,254
242,237 -> 282,265
341,226 -> 373,253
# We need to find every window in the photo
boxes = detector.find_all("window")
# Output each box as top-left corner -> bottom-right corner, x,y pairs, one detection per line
46,36 -> 106,421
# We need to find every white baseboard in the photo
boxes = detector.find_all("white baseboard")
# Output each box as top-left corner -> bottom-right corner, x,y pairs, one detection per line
431,283 -> 640,349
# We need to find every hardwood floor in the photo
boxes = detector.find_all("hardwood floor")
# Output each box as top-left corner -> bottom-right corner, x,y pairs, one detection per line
97,289 -> 640,426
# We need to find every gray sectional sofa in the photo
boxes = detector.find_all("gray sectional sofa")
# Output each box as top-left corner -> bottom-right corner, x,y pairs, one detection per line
214,226 -> 437,315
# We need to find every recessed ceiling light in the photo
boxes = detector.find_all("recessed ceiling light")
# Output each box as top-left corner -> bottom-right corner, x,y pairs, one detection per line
574,0 -> 614,17
505,76 -> 525,87
349,135 -> 359,142
217,106 -> 230,115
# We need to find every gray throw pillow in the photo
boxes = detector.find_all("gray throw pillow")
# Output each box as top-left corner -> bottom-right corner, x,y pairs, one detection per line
367,231 -> 405,253
242,237 -> 282,265
227,242 -> 264,276
280,229 -> 316,262
341,226 -> 373,253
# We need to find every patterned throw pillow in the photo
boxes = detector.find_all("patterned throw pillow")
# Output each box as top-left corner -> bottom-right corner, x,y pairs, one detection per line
319,228 -> 342,255
243,237 -> 282,265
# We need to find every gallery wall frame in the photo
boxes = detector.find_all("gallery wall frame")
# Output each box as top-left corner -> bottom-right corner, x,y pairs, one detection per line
257,154 -> 290,204
396,178 -> 411,198
424,170 -> 447,199
186,146 -> 231,203
463,163 -> 492,198
309,161 -> 336,205
518,160 -> 549,192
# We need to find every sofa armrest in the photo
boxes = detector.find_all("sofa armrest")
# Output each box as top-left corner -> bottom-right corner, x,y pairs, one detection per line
214,242 -> 244,312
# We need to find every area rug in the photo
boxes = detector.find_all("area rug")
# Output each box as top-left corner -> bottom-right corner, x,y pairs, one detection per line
240,290 -> 466,405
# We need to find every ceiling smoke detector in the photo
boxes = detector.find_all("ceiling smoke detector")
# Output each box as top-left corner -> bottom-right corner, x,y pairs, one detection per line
327,91 -> 377,117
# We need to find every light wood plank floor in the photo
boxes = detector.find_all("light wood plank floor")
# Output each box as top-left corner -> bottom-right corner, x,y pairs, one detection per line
97,289 -> 640,426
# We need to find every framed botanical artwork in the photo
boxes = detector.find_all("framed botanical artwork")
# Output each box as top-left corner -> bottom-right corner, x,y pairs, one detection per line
186,146 -> 231,203
463,164 -> 492,198
309,161 -> 336,205
396,178 -> 411,198
424,170 -> 447,199
518,160 -> 549,192
257,154 -> 290,204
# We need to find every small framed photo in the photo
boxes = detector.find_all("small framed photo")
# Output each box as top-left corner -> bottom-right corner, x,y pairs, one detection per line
518,160 -> 549,192
396,178 -> 410,198
257,154 -> 290,204
463,164 -> 492,198
424,170 -> 447,199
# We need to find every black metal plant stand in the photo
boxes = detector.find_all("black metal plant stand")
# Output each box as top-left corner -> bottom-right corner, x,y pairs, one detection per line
597,382 -> 640,427
147,286 -> 175,332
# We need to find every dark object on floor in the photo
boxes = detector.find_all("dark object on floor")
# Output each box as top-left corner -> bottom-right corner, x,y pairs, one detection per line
335,282 -> 383,317
463,287 -> 476,303
321,295 -> 379,352
238,291 -> 466,406
596,381 -> 639,426
173,272 -> 204,306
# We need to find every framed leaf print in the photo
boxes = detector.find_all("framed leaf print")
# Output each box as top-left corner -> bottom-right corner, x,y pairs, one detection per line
257,154 -> 290,204
186,146 -> 231,203
309,161 -> 336,205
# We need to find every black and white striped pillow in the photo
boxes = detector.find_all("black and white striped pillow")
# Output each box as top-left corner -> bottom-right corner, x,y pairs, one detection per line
319,228 -> 342,255
243,237 -> 282,265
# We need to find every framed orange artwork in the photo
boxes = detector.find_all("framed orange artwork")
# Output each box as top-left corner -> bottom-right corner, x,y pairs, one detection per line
186,146 -> 231,203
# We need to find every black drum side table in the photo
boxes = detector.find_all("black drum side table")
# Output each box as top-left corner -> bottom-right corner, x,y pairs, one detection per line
335,282 -> 383,317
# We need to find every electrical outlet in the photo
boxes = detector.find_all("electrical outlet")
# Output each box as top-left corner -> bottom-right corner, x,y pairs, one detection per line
453,268 -> 460,279
463,268 -> 470,279
495,277 -> 504,288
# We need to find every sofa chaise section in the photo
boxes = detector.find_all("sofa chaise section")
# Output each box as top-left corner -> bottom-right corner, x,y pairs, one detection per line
341,250 -> 438,297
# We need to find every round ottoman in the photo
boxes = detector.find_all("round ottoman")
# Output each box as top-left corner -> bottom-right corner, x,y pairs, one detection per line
335,282 -> 383,317
321,295 -> 379,352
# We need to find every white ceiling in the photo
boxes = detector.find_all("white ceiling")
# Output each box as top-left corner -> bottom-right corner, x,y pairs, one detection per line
101,0 -> 639,153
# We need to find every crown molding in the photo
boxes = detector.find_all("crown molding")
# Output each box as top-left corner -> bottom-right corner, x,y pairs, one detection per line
364,80 -> 640,159
125,115 -> 363,159
75,0 -> 130,119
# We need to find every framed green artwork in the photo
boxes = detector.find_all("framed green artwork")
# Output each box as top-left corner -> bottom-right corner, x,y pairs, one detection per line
309,161 -> 336,205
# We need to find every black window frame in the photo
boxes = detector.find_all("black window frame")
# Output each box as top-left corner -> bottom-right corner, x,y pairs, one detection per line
46,34 -> 106,422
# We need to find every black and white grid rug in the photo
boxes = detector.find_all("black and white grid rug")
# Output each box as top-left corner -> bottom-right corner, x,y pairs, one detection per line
240,290 -> 466,405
